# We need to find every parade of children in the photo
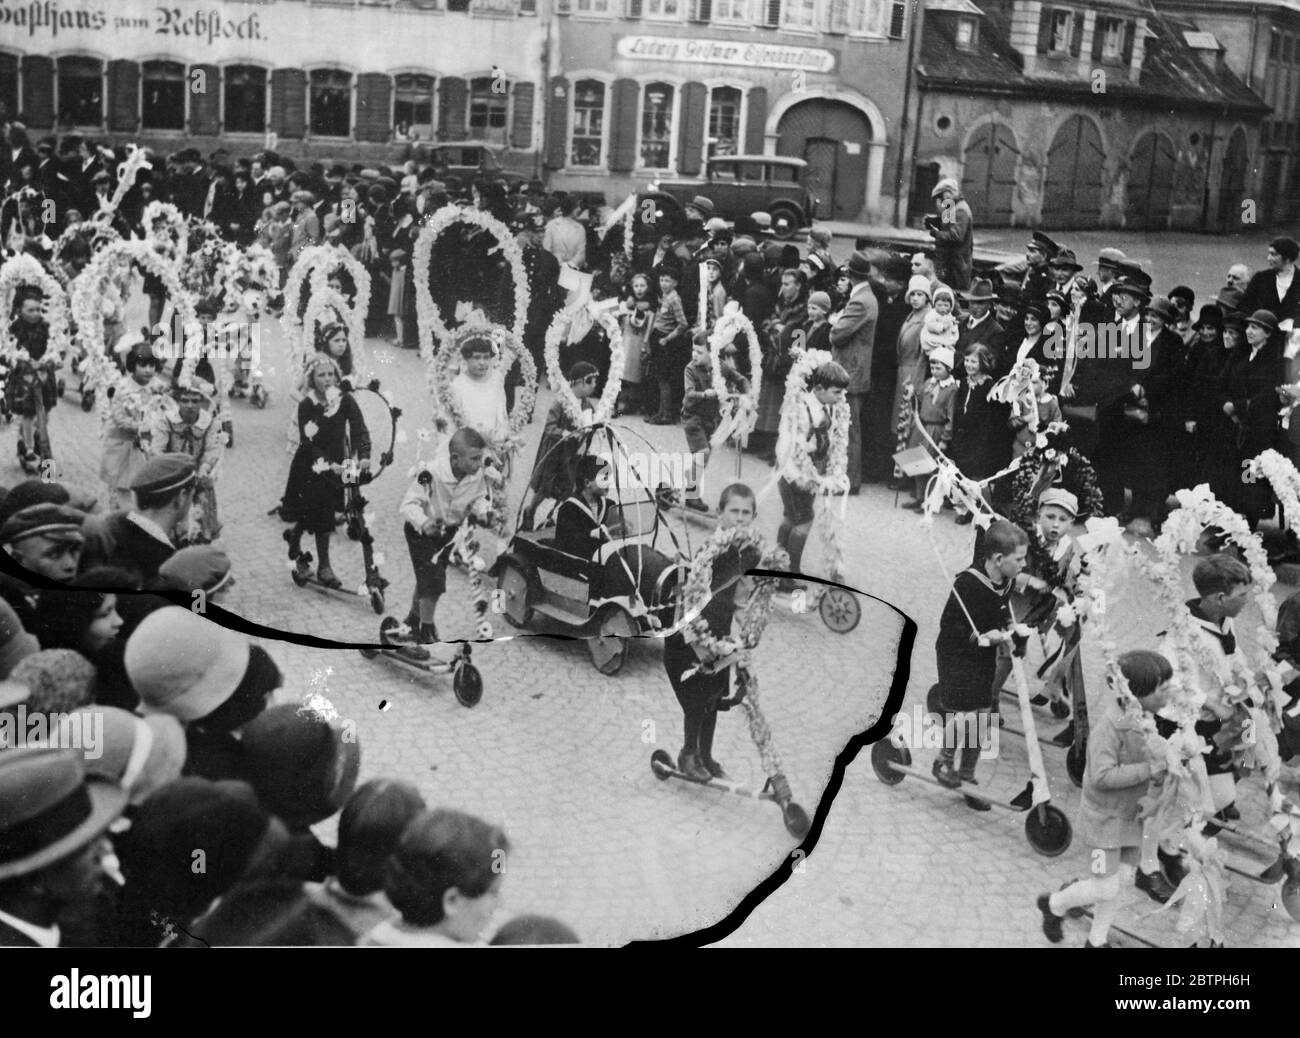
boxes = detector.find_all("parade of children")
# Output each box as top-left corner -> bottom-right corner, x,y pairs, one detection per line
0,131 -> 1297,953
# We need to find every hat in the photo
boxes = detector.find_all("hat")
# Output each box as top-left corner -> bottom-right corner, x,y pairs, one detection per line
327,163 -> 347,178
1222,311 -> 1247,333
1144,296 -> 1179,324
1049,248 -> 1082,272
0,479 -> 71,526
242,705 -> 361,829
906,274 -> 932,300
269,201 -> 291,217
1192,304 -> 1224,330
1110,262 -> 1152,303
1215,287 -> 1244,313
77,707 -> 187,806
1168,285 -> 1195,310
1037,488 -> 1079,518
653,260 -> 681,281
267,166 -> 287,180
685,195 -> 714,217
125,608 -> 251,723
749,211 -> 773,231
847,250 -> 873,277
8,650 -> 96,714
1023,302 -> 1049,323
1096,247 -> 1126,270
0,598 -> 38,678
808,227 -> 832,246
1245,309 -> 1279,334
704,216 -> 730,235
961,277 -> 996,303
122,777 -> 273,917
807,291 -> 833,313
702,256 -> 724,272
357,168 -> 381,182
930,177 -> 959,199
290,190 -> 316,206
996,283 -> 1022,306
1045,289 -> 1067,308
0,749 -> 128,882
1026,231 -> 1059,256
155,546 -> 233,595
932,284 -> 956,307
0,503 -> 85,546
129,453 -> 196,497
930,346 -> 955,371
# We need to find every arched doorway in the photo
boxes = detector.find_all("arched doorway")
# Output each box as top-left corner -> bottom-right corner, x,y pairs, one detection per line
1125,131 -> 1175,229
1218,127 -> 1249,228
962,122 -> 1019,226
1043,115 -> 1105,228
777,99 -> 872,221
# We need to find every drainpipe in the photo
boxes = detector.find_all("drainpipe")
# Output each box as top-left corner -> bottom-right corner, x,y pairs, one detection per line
892,0 -> 927,227
537,12 -> 553,181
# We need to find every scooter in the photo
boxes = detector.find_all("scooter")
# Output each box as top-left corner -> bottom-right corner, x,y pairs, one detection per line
289,462 -> 389,614
359,617 -> 484,708
651,749 -> 811,839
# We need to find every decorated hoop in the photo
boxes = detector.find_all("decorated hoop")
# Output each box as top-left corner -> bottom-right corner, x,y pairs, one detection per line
303,287 -> 368,380
73,240 -> 198,409
142,200 -> 188,261
95,145 -> 151,224
282,244 -> 371,327
1246,450 -> 1300,533
50,221 -> 122,287
0,254 -> 73,365
775,347 -> 850,496
412,204 -> 531,354
429,313 -> 537,451
709,304 -> 762,446
1007,438 -> 1105,530
543,303 -> 625,427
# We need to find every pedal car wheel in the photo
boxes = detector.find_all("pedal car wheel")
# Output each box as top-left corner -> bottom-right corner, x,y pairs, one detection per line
1065,742 -> 1085,788
650,749 -> 674,780
496,560 -> 533,628
588,605 -> 635,676
782,801 -> 811,839
453,663 -> 483,708
818,587 -> 861,634
369,586 -> 385,615
1025,804 -> 1072,858
871,740 -> 910,786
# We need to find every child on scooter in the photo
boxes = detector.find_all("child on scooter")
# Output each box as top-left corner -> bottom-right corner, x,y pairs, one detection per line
148,375 -> 225,544
7,288 -> 60,473
100,337 -> 166,511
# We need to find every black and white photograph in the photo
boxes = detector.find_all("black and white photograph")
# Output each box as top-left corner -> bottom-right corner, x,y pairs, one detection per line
0,0 -> 1296,982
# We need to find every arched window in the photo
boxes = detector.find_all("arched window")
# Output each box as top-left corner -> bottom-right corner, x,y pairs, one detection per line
142,61 -> 186,131
224,66 -> 266,134
58,56 -> 103,128
468,76 -> 509,145
310,69 -> 352,137
395,74 -> 436,142
571,79 -> 606,167
639,82 -> 675,169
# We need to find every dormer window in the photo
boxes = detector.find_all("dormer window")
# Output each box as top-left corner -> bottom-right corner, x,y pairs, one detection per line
1101,16 -> 1123,58
1050,8 -> 1072,52
956,15 -> 978,49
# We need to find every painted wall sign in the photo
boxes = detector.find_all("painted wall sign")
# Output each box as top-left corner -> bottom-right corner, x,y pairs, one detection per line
616,35 -> 836,74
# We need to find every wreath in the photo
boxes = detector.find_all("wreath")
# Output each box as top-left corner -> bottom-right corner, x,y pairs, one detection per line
1008,434 -> 1105,531
94,145 -> 151,225
775,347 -> 850,495
429,312 -> 537,453
73,240 -> 198,409
543,303 -> 624,427
412,203 -> 531,355
50,221 -> 122,287
0,253 -> 73,366
1247,450 -> 1300,533
303,286 -> 367,381
281,246 -> 371,376
708,304 -> 762,448
142,200 -> 188,262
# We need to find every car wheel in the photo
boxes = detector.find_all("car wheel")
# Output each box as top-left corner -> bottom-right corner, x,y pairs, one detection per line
770,204 -> 801,241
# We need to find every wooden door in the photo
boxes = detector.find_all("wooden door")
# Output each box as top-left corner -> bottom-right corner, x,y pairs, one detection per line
802,137 -> 837,219
1125,132 -> 1174,229
1043,115 -> 1105,228
961,122 -> 1019,226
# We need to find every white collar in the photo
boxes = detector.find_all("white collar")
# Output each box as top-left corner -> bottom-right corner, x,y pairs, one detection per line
968,311 -> 989,327
125,511 -> 175,547
1278,267 -> 1294,287
0,907 -> 59,947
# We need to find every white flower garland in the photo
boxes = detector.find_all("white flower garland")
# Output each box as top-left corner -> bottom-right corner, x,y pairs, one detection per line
0,253 -> 72,366
542,303 -> 625,428
180,235 -> 240,304
281,246 -> 372,379
50,222 -> 122,287
429,313 -> 538,453
230,244 -> 279,312
142,200 -> 188,262
72,240 -> 198,413
96,144 -> 151,224
708,304 -> 762,447
412,204 -> 532,356
1246,449 -> 1300,533
302,286 -> 367,381
775,347 -> 850,496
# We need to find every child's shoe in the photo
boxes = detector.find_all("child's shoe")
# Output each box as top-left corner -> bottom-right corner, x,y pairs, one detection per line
1051,721 -> 1075,748
684,497 -> 709,513
700,756 -> 728,780
677,750 -> 711,782
932,758 -> 962,789
1035,893 -> 1064,943
1134,867 -> 1176,904
1158,848 -> 1188,887
418,622 -> 440,645
963,794 -> 991,812
316,565 -> 342,589
283,528 -> 302,560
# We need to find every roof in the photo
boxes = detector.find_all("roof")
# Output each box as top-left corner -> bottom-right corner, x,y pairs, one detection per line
926,0 -> 985,12
917,6 -> 1269,114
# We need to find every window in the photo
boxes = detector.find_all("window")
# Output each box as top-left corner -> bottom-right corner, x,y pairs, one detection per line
224,66 -> 266,133
706,86 -> 742,159
571,79 -> 606,166
639,82 -> 675,168
955,16 -> 976,49
141,61 -> 185,131
782,0 -> 816,29
713,0 -> 749,21
1286,34 -> 1295,65
1049,9 -> 1072,53
309,69 -> 351,136
58,57 -> 103,127
645,0 -> 680,16
847,0 -> 889,36
739,162 -> 764,179
1101,17 -> 1123,59
468,76 -> 508,144
769,163 -> 798,184
395,74 -> 435,141
1271,27 -> 1281,60
447,0 -> 472,10
575,0 -> 612,11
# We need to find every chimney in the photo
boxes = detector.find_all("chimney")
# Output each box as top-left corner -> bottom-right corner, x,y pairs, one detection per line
1009,0 -> 1043,75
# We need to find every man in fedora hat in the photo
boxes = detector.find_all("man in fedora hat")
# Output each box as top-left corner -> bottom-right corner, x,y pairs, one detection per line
829,251 -> 879,493
1095,247 -> 1125,309
0,749 -> 127,946
992,284 -> 1024,375
684,195 -> 714,222
925,178 -> 973,292
1048,248 -> 1083,291
957,278 -> 1004,356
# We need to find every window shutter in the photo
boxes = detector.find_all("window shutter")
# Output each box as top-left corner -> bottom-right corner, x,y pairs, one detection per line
691,0 -> 712,20
107,60 -> 140,133
545,76 -> 568,167
511,80 -> 535,149
355,73 -> 392,142
1092,17 -> 1105,60
764,0 -> 781,27
1070,12 -> 1084,56
0,53 -> 20,122
744,84 -> 767,153
608,78 -> 639,173
190,64 -> 220,135
888,1 -> 906,38
21,55 -> 54,128
1037,6 -> 1053,52
439,77 -> 468,140
1121,20 -> 1134,62
519,0 -> 536,12
271,68 -> 306,139
678,82 -> 707,174
625,0 -> 642,17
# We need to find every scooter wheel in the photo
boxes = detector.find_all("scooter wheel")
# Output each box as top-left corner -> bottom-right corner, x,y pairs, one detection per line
1065,742 -> 1085,788
782,801 -> 811,839
290,567 -> 309,587
819,587 -> 861,634
359,648 -> 380,660
1025,804 -> 1072,858
871,740 -> 910,786
453,663 -> 483,708
650,749 -> 675,781
80,391 -> 95,412
369,586 -> 385,614
1050,698 -> 1071,719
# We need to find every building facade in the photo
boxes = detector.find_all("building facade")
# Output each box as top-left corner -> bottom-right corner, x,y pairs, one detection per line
546,0 -> 913,221
909,0 -> 1268,230
0,0 -> 547,171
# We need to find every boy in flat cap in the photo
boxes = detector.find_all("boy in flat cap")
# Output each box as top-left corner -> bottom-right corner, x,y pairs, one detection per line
0,505 -> 87,628
82,454 -> 195,586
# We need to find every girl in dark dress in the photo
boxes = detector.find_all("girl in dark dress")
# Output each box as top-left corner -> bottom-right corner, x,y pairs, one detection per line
949,344 -> 1009,523
281,354 -> 372,588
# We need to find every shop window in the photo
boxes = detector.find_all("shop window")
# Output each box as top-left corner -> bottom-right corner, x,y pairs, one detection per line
468,76 -> 509,144
224,66 -> 266,133
310,69 -> 351,137
395,74 -> 435,141
571,79 -> 606,166
706,86 -> 742,159
639,82 -> 675,169
142,61 -> 186,131
58,56 -> 103,127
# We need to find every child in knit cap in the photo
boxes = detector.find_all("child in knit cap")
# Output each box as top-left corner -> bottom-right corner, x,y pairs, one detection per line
904,346 -> 958,510
920,294 -> 960,359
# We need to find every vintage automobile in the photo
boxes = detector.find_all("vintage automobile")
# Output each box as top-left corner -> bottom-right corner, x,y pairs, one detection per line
852,228 -> 1025,285
415,141 -> 527,191
655,155 -> 818,240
